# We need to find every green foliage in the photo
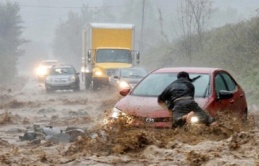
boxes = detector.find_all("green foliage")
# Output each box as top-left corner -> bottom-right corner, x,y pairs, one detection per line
200,18 -> 259,104
147,16 -> 259,105
0,2 -> 26,84
52,12 -> 83,68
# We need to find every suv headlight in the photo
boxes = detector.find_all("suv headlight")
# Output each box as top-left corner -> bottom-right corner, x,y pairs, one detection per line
37,66 -> 47,76
68,76 -> 76,82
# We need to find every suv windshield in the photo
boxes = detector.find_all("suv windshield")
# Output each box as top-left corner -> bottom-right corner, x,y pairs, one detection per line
49,67 -> 76,75
131,73 -> 210,97
96,49 -> 132,63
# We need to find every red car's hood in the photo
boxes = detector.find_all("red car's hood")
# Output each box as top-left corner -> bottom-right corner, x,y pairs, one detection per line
115,95 -> 209,118
115,95 -> 170,118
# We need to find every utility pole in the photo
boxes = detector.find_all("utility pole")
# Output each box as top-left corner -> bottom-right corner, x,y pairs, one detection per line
140,0 -> 145,53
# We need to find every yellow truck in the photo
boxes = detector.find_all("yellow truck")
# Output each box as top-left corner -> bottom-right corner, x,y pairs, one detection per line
81,23 -> 140,90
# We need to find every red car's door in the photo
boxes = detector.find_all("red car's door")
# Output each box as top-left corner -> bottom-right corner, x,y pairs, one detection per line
211,72 -> 233,113
220,72 -> 246,115
213,71 -> 242,115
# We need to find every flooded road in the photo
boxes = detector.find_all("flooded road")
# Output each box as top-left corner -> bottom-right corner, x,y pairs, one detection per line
0,76 -> 259,165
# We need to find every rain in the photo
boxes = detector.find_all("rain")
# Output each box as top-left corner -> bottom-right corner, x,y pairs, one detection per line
1,0 -> 259,165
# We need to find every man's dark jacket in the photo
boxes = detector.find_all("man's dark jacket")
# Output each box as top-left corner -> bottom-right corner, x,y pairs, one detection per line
158,78 -> 194,110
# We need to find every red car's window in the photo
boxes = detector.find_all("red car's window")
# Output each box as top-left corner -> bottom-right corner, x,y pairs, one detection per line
215,72 -> 237,95
221,73 -> 236,91
215,74 -> 228,95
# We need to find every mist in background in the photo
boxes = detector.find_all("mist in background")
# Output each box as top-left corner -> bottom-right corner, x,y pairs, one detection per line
1,0 -> 259,74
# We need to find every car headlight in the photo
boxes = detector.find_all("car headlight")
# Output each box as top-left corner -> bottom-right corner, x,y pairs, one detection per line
103,107 -> 133,125
111,107 -> 126,118
118,81 -> 130,89
68,76 -> 76,82
94,70 -> 103,76
37,66 -> 47,76
191,116 -> 199,123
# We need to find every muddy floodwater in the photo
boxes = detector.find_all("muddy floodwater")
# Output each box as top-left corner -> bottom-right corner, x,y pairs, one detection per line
0,77 -> 259,166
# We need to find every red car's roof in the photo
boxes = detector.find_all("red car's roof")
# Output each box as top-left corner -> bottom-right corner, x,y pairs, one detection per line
153,67 -> 223,74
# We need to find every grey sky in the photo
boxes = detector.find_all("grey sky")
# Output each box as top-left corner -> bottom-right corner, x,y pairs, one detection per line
1,0 -> 259,72
7,0 -> 101,43
1,0 -> 258,44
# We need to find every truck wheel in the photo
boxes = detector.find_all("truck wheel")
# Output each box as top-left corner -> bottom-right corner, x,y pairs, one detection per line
92,80 -> 99,91
74,84 -> 80,91
85,76 -> 91,89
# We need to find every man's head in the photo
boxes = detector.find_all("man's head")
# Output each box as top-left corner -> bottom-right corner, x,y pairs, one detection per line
177,71 -> 192,81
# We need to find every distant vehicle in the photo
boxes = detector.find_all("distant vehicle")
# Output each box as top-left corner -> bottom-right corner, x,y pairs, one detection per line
45,64 -> 80,93
105,67 -> 248,128
109,67 -> 147,91
81,23 -> 140,91
36,60 -> 59,82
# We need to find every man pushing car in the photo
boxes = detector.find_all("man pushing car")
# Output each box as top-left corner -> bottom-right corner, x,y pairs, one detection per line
158,71 -> 216,128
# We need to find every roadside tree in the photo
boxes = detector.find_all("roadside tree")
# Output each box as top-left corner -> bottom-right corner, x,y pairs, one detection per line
0,2 -> 26,84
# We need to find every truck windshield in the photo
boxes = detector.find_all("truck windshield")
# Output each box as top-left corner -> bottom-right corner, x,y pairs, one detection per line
96,49 -> 132,63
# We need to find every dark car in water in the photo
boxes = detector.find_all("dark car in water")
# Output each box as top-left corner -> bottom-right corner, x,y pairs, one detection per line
45,64 -> 80,93
106,67 -> 248,128
109,67 -> 148,91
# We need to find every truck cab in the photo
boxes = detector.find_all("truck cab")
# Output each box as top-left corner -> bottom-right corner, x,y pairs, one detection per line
81,23 -> 140,91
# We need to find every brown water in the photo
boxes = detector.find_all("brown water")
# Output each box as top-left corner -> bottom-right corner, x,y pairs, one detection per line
0,78 -> 259,166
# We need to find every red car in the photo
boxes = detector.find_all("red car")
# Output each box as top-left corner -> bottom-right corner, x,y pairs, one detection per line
107,67 -> 248,128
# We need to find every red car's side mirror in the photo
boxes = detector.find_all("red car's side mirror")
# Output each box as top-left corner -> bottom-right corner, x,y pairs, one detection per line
119,88 -> 130,96
218,90 -> 234,100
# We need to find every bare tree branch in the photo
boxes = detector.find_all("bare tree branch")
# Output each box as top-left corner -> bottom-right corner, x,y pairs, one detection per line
157,8 -> 169,43
176,0 -> 212,62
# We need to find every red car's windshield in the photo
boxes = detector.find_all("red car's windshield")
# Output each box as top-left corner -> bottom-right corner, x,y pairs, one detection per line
131,73 -> 210,97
